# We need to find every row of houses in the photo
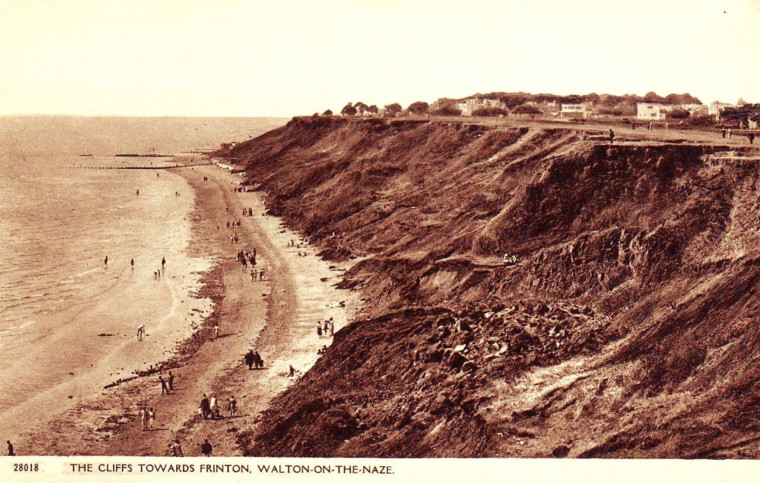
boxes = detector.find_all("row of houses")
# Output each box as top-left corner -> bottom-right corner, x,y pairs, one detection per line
453,98 -> 718,120
634,102 -> 720,120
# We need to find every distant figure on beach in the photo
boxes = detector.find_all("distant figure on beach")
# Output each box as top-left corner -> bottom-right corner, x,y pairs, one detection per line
169,439 -> 184,457
140,408 -> 148,431
228,396 -> 237,417
7,440 -> 14,456
159,375 -> 169,395
210,395 -> 218,419
157,172 -> 160,178
289,365 -> 296,377
213,325 -> 220,339
317,323 -> 323,338
168,371 -> 175,390
648,121 -> 652,130
722,127 -> 727,138
259,268 -> 265,281
104,256 -> 108,268
161,256 -> 166,270
254,351 -> 263,369
131,258 -> 134,270
137,324 -> 145,341
245,350 -> 255,370
750,133 -> 755,144
250,269 -> 256,282
200,394 -> 211,419
609,129 -> 615,144
727,128 -> 732,139
201,439 -> 213,457
329,317 -> 335,336
136,189 -> 139,196
148,408 -> 156,430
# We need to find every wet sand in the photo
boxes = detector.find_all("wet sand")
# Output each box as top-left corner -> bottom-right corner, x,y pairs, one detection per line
0,169 -> 212,449
10,162 -> 357,456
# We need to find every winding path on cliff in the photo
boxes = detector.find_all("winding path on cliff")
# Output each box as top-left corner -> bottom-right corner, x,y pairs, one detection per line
98,164 -> 354,456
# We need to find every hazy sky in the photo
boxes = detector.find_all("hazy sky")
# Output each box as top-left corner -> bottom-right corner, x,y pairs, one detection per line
1,0 -> 758,117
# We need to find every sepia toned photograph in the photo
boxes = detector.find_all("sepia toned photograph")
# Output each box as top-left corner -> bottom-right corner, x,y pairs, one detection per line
1,0 -> 760,481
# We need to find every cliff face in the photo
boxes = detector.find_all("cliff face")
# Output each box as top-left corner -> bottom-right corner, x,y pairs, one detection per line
225,117 -> 760,457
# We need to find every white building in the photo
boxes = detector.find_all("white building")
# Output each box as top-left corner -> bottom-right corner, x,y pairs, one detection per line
708,101 -> 735,119
636,103 -> 667,121
681,103 -> 708,117
560,103 -> 592,118
457,98 -> 506,116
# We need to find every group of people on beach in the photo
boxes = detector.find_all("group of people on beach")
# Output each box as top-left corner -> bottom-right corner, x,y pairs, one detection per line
317,318 -> 335,338
237,248 -> 256,269
244,349 -> 264,369
139,407 -> 156,431
154,371 -> 174,395
199,393 -> 236,420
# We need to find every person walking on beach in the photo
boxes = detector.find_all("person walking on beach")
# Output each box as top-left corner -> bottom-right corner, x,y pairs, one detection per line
213,325 -> 220,339
245,350 -> 255,370
137,324 -> 145,341
210,395 -> 218,419
148,408 -> 156,430
254,351 -> 263,369
609,128 -> 615,144
159,375 -> 170,395
200,394 -> 211,419
201,439 -> 213,457
317,323 -> 322,338
130,258 -> 134,270
228,396 -> 237,418
329,317 -> 335,336
104,256 -> 108,268
7,440 -> 15,456
169,439 -> 184,457
161,256 -> 166,272
139,408 -> 148,431
250,269 -> 256,282
259,268 -> 265,281
168,371 -> 175,390
750,133 -> 756,144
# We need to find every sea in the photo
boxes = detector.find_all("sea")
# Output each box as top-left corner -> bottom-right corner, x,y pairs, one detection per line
0,116 -> 284,434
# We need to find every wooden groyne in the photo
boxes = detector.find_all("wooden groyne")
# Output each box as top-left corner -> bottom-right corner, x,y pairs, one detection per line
73,162 -> 213,170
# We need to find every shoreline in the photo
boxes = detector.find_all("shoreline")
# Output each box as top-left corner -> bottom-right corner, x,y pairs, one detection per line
0,166 -> 212,451
10,161 -> 359,456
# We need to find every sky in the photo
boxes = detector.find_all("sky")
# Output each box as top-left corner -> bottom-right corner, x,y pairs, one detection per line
0,0 -> 758,117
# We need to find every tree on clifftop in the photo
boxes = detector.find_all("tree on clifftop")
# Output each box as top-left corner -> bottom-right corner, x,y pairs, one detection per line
384,103 -> 402,116
408,101 -> 430,115
368,105 -> 379,115
354,102 -> 369,115
322,109 -> 333,116
341,102 -> 357,116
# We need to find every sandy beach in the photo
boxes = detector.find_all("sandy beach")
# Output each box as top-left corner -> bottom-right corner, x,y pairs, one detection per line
8,160 -> 356,456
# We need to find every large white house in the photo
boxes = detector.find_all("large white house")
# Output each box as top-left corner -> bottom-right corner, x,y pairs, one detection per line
636,103 -> 668,120
457,98 -> 506,116
560,103 -> 592,118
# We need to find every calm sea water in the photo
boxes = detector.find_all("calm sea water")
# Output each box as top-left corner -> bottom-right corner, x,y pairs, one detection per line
0,116 -> 282,339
